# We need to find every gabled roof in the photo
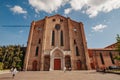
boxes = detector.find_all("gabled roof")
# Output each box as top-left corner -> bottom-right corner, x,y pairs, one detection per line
88,42 -> 118,51
104,42 -> 117,49
32,14 -> 83,27
47,14 -> 82,23
48,14 -> 67,19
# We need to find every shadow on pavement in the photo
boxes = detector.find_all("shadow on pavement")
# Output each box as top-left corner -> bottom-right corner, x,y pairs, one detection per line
0,77 -> 12,80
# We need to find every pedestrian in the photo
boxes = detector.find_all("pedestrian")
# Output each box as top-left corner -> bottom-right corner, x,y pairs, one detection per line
11,67 -> 17,79
69,67 -> 72,71
64,67 -> 66,73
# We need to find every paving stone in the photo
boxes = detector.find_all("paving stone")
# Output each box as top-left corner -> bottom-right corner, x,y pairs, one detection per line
0,70 -> 120,80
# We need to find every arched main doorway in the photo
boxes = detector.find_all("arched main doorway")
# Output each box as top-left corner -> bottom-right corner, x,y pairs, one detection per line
50,48 -> 64,70
53,52 -> 63,70
32,60 -> 37,71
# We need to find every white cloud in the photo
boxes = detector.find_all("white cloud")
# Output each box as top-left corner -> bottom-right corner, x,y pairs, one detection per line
64,8 -> 72,14
70,0 -> 87,10
64,0 -> 87,14
28,0 -> 120,18
86,0 -> 120,18
10,5 -> 27,14
92,24 -> 107,32
64,0 -> 120,18
28,0 -> 69,13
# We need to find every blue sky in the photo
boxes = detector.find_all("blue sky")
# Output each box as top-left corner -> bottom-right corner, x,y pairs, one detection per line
0,0 -> 120,48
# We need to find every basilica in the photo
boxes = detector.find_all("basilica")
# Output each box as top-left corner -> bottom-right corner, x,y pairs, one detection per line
24,14 -> 119,71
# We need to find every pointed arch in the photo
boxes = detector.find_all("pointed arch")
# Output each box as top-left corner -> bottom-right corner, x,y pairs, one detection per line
50,47 -> 65,70
50,47 -> 64,56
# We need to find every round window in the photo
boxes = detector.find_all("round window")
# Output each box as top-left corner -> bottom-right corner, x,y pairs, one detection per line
55,24 -> 60,30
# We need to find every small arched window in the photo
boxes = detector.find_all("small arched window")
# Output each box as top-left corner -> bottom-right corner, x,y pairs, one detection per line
38,39 -> 41,44
53,19 -> 56,22
35,46 -> 39,56
74,40 -> 76,45
76,46 -> 79,56
60,30 -> 64,46
51,30 -> 55,46
60,19 -> 63,22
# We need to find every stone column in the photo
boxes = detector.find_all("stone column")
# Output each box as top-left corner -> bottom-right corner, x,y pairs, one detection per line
49,55 -> 53,71
63,55 -> 65,70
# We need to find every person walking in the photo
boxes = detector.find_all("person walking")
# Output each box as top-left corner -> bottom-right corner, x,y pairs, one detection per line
11,67 -> 17,79
64,67 -> 66,73
69,67 -> 72,71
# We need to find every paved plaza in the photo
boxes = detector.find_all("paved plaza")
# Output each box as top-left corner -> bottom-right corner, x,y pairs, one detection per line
0,70 -> 120,80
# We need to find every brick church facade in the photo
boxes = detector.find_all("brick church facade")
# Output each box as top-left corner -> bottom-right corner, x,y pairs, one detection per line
24,14 -> 120,71
24,14 -> 91,71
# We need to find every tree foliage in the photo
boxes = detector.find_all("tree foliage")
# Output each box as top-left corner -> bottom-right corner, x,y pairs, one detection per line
116,34 -> 120,52
0,62 -> 3,70
115,34 -> 120,61
0,45 -> 25,70
114,56 -> 120,60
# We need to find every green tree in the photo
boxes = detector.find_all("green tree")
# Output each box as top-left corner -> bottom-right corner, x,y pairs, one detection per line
115,34 -> 120,61
116,34 -> 120,52
0,45 -> 25,70
0,62 -> 3,70
0,47 -> 3,62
